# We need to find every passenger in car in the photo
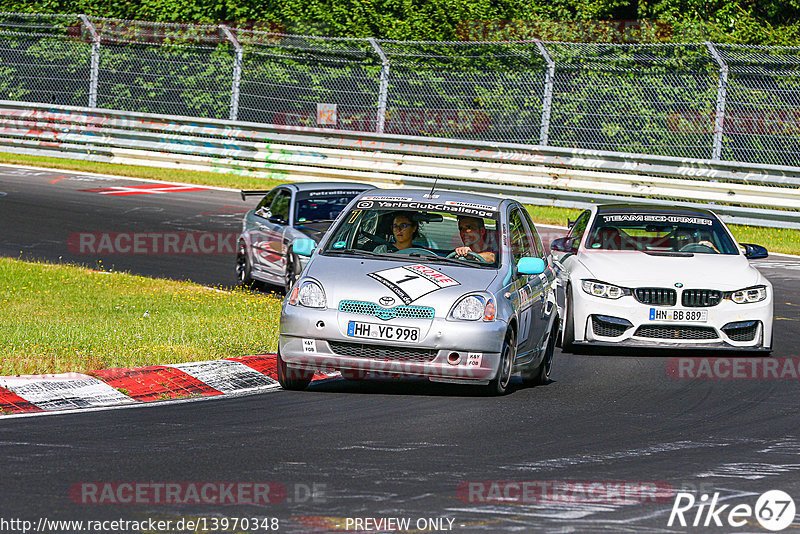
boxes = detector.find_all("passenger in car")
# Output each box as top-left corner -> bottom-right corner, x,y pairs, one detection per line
455,216 -> 497,262
374,213 -> 421,252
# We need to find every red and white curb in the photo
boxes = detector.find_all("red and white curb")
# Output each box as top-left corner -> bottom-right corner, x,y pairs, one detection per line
0,355 -> 331,416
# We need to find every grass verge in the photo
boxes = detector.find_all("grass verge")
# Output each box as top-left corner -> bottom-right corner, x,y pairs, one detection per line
0,257 -> 282,375
1,152 -> 797,254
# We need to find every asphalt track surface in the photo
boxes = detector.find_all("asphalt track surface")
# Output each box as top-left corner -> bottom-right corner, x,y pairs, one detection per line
2,165 -> 800,533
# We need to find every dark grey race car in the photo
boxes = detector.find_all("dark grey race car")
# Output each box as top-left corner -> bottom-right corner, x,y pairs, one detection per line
236,182 -> 372,292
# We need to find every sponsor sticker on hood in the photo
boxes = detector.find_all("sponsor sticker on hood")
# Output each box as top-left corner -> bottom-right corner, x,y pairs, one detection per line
367,264 -> 460,304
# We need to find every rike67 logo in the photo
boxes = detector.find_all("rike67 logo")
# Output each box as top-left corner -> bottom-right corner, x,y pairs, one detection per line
668,490 -> 796,531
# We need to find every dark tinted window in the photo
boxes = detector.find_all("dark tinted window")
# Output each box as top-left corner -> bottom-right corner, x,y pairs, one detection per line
294,190 -> 363,223
269,191 -> 291,223
586,211 -> 737,254
568,210 -> 591,249
255,190 -> 278,219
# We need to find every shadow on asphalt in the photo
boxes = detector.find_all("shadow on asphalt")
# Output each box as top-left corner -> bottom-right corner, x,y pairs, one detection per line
564,346 -> 772,358
304,376 -> 556,397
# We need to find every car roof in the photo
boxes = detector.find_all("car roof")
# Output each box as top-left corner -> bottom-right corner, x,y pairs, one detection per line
594,203 -> 718,219
287,182 -> 374,193
362,188 -> 506,209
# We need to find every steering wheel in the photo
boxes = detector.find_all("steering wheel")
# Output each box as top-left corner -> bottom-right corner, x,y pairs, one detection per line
679,243 -> 717,254
396,247 -> 439,257
446,250 -> 489,263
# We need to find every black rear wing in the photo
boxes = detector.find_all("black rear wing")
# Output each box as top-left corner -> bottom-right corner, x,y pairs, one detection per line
240,190 -> 272,201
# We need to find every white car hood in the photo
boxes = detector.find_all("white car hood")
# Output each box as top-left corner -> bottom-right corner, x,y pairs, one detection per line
575,251 -> 763,290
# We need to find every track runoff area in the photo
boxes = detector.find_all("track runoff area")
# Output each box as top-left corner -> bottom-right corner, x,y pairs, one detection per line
1,166 -> 800,532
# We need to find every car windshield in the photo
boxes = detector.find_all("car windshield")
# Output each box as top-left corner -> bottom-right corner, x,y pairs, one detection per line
321,201 -> 500,267
294,190 -> 365,223
586,211 -> 739,254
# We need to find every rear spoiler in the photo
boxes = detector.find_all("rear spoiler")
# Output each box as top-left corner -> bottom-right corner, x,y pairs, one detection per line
240,190 -> 272,201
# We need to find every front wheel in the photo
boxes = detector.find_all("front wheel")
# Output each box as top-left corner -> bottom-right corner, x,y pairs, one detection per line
487,330 -> 515,395
523,319 -> 557,386
276,349 -> 313,391
236,241 -> 254,287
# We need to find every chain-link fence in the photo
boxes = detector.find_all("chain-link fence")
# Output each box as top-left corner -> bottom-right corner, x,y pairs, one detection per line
1,13 -> 799,167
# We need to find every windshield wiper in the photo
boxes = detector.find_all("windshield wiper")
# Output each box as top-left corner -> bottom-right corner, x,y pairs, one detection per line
323,249 -> 388,258
407,253 -> 494,268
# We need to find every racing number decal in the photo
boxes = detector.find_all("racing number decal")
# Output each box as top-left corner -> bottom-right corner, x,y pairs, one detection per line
368,265 -> 460,305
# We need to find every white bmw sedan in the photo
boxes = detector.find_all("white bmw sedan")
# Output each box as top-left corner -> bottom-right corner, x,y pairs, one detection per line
551,203 -> 773,353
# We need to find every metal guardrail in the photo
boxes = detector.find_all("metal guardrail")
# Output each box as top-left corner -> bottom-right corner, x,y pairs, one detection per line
0,100 -> 798,229
2,13 -> 800,168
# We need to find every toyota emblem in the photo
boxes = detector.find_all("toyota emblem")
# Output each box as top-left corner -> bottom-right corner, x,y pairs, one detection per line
379,296 -> 395,307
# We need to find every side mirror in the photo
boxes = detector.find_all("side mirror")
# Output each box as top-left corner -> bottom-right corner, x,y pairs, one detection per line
551,237 -> 577,253
741,243 -> 768,259
517,257 -> 546,275
293,238 -> 316,257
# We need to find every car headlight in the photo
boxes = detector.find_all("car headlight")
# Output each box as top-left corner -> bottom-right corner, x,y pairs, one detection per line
291,280 -> 326,308
581,279 -> 629,299
726,285 -> 767,304
451,295 -> 495,321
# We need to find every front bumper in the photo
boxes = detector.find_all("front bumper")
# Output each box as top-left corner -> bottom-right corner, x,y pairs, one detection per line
279,304 -> 507,383
572,292 -> 773,350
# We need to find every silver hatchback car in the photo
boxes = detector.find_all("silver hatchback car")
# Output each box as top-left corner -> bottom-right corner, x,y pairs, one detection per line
278,189 -> 559,395
236,182 -> 372,292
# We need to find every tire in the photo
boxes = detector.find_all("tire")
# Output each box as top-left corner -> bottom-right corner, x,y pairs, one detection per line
487,330 -> 515,396
562,287 -> 576,353
276,349 -> 313,391
524,319 -> 558,386
236,241 -> 254,287
283,247 -> 300,294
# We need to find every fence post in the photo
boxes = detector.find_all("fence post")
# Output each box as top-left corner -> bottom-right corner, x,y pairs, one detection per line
221,25 -> 243,122
534,40 -> 555,147
368,38 -> 390,134
79,15 -> 100,109
706,41 -> 728,161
